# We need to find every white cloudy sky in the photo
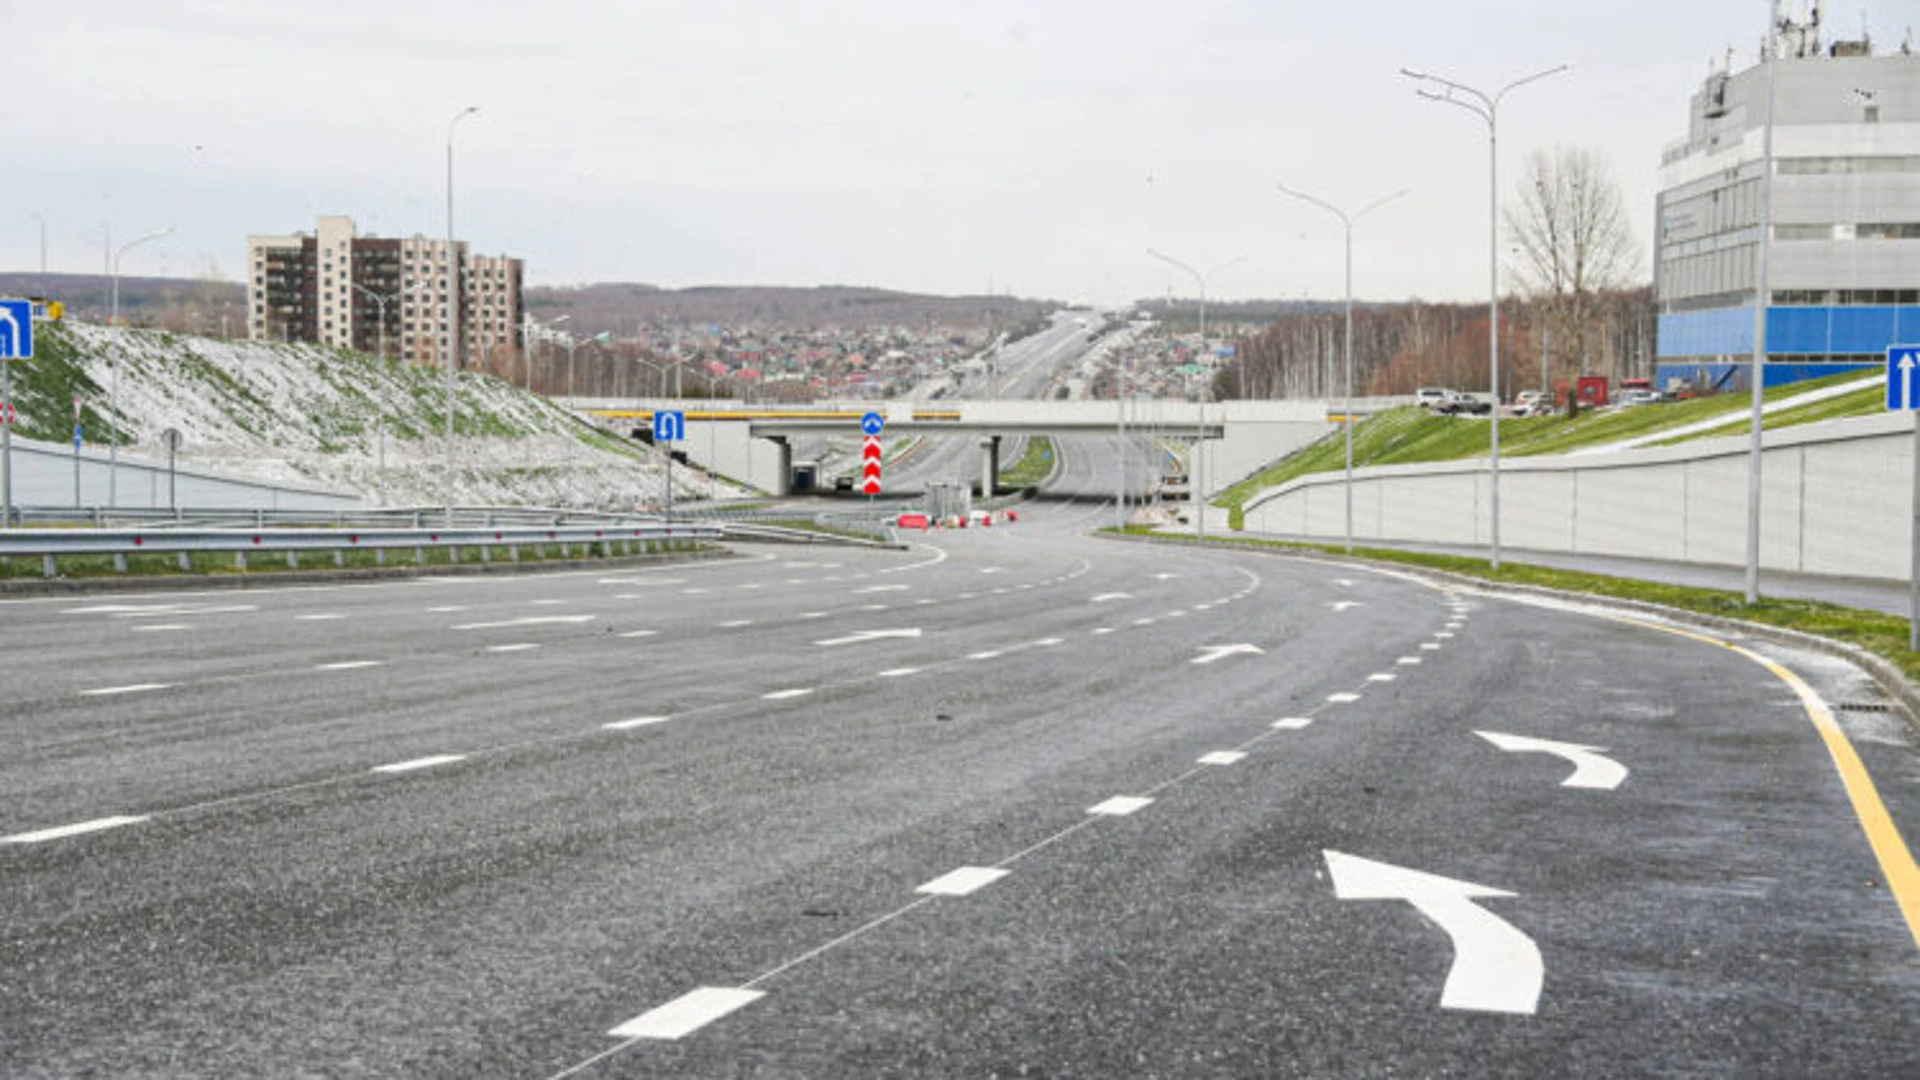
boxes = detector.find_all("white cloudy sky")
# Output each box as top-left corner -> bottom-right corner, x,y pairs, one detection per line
7,1 -> 1898,306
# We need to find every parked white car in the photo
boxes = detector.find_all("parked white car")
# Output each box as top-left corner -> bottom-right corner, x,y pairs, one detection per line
1415,387 -> 1454,409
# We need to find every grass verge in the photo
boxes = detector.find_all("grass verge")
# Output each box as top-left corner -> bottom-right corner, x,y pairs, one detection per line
0,540 -> 713,582
1000,437 -> 1056,489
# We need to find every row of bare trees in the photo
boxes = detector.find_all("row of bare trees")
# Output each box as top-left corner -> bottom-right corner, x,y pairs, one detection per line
1219,146 -> 1648,401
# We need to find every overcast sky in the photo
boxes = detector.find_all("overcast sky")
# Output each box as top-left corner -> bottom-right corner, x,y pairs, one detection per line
9,1 -> 1902,307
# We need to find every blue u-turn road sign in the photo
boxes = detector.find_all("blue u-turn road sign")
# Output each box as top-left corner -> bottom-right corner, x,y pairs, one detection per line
653,410 -> 686,443
1888,346 -> 1920,411
862,411 -> 885,437
0,299 -> 33,360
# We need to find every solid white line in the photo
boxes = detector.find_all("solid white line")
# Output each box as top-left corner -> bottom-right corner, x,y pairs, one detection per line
316,661 -> 384,671
762,688 -> 813,700
608,986 -> 765,1040
1273,717 -> 1314,730
1327,692 -> 1361,703
487,643 -> 541,653
372,754 -> 466,774
604,716 -> 670,731
82,683 -> 171,696
3,814 -> 150,844
1087,796 -> 1154,816
1198,751 -> 1248,766
916,866 -> 1010,896
878,667 -> 922,678
618,629 -> 657,639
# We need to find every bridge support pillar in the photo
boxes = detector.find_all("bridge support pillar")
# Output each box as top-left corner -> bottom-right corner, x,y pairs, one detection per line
979,436 -> 1001,498
769,436 -> 793,497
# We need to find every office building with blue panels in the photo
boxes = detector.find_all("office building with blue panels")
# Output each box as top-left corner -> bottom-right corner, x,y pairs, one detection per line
1654,7 -> 1918,394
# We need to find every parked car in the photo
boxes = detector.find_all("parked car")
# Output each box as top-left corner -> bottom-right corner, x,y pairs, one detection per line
1436,391 -> 1492,415
1415,387 -> 1455,409
1617,388 -> 1664,407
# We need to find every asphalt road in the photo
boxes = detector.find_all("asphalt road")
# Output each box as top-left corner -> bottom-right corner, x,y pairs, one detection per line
3,508 -> 1917,1077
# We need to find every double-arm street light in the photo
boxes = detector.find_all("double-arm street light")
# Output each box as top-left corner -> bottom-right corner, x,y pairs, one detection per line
1276,183 -> 1408,554
1402,62 -> 1567,570
1145,249 -> 1244,542
444,104 -> 480,522
109,226 -> 174,507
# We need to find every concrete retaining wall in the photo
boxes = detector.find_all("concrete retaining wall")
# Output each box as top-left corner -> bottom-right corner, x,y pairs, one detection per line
1242,412 -> 1916,581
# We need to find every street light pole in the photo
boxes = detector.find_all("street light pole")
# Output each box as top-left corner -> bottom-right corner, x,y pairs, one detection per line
444,104 -> 480,523
1402,62 -> 1568,571
108,226 -> 173,508
1146,249 -> 1242,542
1276,183 -> 1408,554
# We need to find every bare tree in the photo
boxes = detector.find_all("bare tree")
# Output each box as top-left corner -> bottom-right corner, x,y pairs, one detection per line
1505,147 -> 1640,383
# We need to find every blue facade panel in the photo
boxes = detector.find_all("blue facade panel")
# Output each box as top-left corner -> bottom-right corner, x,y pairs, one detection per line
1660,305 -> 1920,359
1653,361 -> 1878,394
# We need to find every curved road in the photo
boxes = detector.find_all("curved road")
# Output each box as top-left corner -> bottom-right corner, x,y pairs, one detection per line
2,513 -> 1916,1076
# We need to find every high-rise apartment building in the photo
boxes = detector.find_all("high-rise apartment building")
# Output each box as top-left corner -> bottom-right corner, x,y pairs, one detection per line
1654,7 -> 1918,391
245,215 -> 524,371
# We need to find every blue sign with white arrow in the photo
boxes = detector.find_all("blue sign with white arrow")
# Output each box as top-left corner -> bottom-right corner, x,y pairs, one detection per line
0,299 -> 32,360
861,411 -> 885,437
1888,346 -> 1920,411
653,410 -> 686,442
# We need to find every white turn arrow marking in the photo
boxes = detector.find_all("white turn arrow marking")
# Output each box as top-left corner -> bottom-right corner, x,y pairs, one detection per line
1326,601 -> 1364,612
1191,643 -> 1264,665
1324,850 -> 1542,1015
813,628 -> 923,647
1474,731 -> 1628,790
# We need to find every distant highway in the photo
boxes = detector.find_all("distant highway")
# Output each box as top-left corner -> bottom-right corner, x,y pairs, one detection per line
3,512 -> 1915,1076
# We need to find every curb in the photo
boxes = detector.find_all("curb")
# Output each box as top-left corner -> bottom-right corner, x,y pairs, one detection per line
1101,530 -> 1920,734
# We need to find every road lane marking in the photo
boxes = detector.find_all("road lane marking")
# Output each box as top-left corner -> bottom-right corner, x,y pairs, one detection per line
1325,850 -> 1542,1015
604,716 -> 670,731
1091,593 -> 1133,603
82,683 -> 171,696
296,613 -> 346,621
720,620 -> 754,628
1368,673 -> 1397,682
1087,796 -> 1154,816
316,661 -> 383,671
1193,644 -> 1263,665
618,630 -> 657,639
917,866 -> 1011,896
877,667 -> 921,678
131,624 -> 191,632
454,615 -> 597,630
532,599 -> 568,607
762,688 -> 813,700
487,643 -> 540,653
798,612 -> 828,620
1420,642 -> 1442,650
1092,627 -> 1115,635
1397,657 -> 1422,665
1475,731 -> 1629,790
1033,638 -> 1064,647
968,650 -> 1003,660
3,815 -> 150,844
1273,717 -> 1314,730
856,585 -> 907,594
816,628 -> 922,647
1327,692 -> 1361,703
607,987 -> 766,1040
1133,617 -> 1156,626
426,605 -> 468,613
372,754 -> 466,774
1435,632 -> 1455,640
1198,751 -> 1248,766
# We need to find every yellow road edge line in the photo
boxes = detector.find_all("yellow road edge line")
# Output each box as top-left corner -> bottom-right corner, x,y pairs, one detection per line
1593,609 -> 1920,948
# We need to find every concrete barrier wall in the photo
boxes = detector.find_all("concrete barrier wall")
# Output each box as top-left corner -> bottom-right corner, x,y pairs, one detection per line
4,437 -> 361,510
1242,412 -> 1916,581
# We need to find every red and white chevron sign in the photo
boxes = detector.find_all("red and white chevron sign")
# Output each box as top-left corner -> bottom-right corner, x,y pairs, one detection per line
861,436 -> 882,495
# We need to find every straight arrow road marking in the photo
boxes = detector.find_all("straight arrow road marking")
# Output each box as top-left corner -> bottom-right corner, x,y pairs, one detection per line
814,628 -> 923,647
1474,731 -> 1628,790
1324,850 -> 1542,1015
1192,644 -> 1264,665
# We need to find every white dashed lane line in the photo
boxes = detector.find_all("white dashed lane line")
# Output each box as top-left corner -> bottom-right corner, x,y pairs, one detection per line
1327,692 -> 1361,703
2,815 -> 150,845
487,644 -> 541,653
1087,796 -> 1154,817
296,613 -> 345,622
607,987 -> 766,1041
81,683 -> 171,697
1272,717 -> 1314,730
316,661 -> 384,672
371,754 -> 466,774
761,688 -> 813,701
916,866 -> 1011,896
1197,751 -> 1248,766
604,716 -> 671,731
877,668 -> 921,678
131,624 -> 191,633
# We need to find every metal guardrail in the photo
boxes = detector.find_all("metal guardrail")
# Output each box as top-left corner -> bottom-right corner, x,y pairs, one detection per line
0,522 -> 722,579
1,505 -> 669,530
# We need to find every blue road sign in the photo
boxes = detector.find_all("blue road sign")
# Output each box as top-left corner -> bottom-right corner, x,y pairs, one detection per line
862,411 -> 885,437
0,299 -> 33,360
1888,346 -> 1920,410
653,410 -> 687,443
73,424 -> 82,449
